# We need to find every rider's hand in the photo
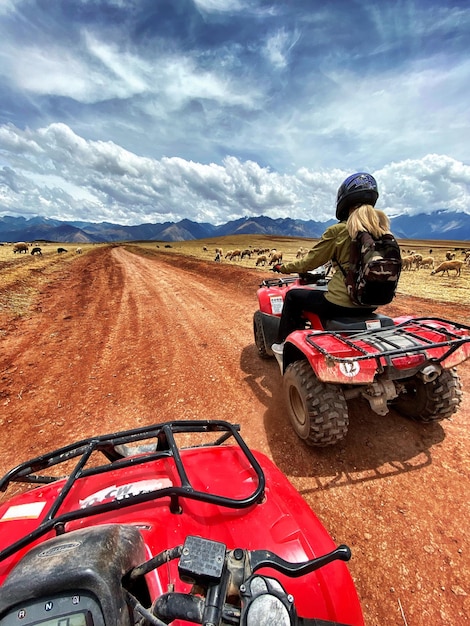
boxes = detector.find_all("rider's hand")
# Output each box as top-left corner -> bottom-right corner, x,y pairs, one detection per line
271,264 -> 282,273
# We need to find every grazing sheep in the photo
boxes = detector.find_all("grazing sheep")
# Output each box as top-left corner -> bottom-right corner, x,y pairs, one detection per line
13,242 -> 28,253
57,247 -> 68,254
296,247 -> 306,259
225,250 -> 233,259
229,249 -> 242,261
401,255 -> 415,270
412,253 -> 423,269
269,252 -> 283,265
255,255 -> 267,266
445,251 -> 456,261
416,255 -> 434,270
241,249 -> 252,259
431,260 -> 464,276
75,247 -> 82,254
30,247 -> 42,256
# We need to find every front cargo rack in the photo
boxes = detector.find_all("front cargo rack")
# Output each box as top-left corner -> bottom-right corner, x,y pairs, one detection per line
0,421 -> 266,563
305,317 -> 470,367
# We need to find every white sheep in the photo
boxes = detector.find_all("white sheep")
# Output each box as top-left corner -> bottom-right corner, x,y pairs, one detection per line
417,255 -> 434,270
401,255 -> 415,270
269,252 -> 283,265
412,253 -> 423,269
431,260 -> 464,276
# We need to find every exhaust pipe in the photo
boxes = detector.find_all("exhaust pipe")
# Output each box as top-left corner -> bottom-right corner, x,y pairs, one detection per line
420,364 -> 441,383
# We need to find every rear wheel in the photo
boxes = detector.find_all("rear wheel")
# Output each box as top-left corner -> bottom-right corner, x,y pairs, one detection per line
283,360 -> 349,446
394,368 -> 462,422
253,310 -> 271,359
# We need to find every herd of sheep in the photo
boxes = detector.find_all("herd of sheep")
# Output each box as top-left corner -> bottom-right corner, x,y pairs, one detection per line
207,246 -> 303,267
401,249 -> 469,276
205,244 -> 470,278
7,240 -> 470,278
9,242 -> 82,255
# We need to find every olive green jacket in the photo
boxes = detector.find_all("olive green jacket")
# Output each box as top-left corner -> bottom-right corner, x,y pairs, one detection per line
279,222 -> 367,309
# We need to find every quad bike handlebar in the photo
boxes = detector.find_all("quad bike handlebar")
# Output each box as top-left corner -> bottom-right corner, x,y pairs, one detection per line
125,534 -> 352,625
260,264 -> 333,289
0,528 -> 353,626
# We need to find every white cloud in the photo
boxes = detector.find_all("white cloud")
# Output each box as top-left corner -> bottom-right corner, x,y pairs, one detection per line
0,1 -> 468,227
1,123 -> 468,225
262,28 -> 300,69
378,155 -> 470,215
193,0 -> 249,14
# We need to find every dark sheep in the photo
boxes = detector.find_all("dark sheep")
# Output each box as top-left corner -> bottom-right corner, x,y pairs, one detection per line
57,247 -> 68,253
31,247 -> 42,255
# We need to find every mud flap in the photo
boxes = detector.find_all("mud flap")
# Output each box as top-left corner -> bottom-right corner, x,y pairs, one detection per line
257,312 -> 281,356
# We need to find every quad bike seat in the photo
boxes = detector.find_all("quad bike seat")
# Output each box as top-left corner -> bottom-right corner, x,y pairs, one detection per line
324,313 -> 394,331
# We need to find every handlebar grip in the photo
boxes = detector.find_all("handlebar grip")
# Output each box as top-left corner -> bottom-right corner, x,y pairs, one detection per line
154,593 -> 204,624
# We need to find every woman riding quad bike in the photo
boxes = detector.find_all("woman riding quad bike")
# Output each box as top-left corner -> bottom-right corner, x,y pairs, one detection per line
254,174 -> 470,446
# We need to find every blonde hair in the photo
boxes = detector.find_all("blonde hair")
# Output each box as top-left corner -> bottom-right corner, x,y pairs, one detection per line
347,204 -> 390,240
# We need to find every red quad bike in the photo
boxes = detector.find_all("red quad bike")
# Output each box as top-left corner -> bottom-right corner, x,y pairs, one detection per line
0,421 -> 364,626
254,267 -> 470,446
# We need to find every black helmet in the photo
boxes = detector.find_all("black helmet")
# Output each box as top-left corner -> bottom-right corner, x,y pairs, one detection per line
336,172 -> 379,221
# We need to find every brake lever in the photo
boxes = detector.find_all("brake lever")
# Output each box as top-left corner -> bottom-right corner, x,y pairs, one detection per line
249,544 -> 351,578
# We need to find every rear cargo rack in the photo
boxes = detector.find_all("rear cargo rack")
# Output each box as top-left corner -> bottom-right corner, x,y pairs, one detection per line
0,421 -> 265,563
305,317 -> 470,367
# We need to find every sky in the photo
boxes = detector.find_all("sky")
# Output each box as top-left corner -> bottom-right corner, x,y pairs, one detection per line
0,0 -> 469,226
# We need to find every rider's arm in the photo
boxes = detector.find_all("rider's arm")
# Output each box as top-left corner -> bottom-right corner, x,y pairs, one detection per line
280,223 -> 348,274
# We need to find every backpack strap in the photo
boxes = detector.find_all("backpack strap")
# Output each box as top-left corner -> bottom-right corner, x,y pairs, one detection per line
332,254 -> 347,277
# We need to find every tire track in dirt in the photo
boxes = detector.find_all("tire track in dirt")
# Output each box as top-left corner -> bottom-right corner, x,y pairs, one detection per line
102,248 -> 274,439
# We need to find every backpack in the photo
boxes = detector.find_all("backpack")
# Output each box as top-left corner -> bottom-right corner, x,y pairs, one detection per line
336,231 -> 402,307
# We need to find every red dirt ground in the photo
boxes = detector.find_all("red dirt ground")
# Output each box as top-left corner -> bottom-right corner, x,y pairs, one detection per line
0,246 -> 469,625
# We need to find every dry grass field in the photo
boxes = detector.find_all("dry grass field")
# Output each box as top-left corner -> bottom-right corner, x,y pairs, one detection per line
1,236 -> 469,318
0,242 -> 101,317
140,234 -> 470,307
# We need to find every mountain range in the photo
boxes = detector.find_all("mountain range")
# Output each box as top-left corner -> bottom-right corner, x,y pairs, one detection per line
0,211 -> 469,244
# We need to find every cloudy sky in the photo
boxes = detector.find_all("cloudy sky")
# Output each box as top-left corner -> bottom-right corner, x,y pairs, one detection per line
0,0 -> 469,226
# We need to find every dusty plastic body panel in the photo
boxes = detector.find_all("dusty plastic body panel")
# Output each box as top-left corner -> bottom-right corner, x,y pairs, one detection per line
0,422 -> 364,625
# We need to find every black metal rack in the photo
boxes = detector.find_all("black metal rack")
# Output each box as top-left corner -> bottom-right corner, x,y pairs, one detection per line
305,317 -> 470,368
0,421 -> 266,563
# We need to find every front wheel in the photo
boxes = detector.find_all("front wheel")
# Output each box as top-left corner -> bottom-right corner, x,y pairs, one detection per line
393,368 -> 463,422
283,360 -> 349,446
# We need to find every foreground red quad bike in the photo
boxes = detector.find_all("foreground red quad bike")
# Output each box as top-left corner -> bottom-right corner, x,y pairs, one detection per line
0,421 -> 363,626
254,269 -> 470,447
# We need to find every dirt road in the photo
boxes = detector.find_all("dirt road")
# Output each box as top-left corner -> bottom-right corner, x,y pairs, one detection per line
1,246 -> 469,624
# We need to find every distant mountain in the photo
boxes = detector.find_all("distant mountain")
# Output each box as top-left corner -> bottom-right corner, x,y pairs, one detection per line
389,210 -> 470,241
0,211 -> 469,243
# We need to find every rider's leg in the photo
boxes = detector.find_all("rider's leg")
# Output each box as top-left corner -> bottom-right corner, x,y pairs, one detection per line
276,289 -> 376,343
276,289 -> 330,342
